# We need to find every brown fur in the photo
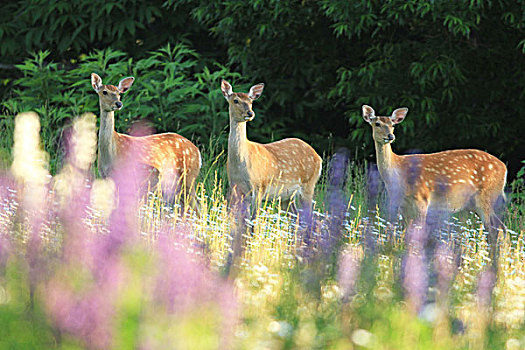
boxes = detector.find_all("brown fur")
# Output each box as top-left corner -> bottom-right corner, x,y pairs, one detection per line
222,80 -> 322,212
91,73 -> 201,211
115,132 -> 201,193
363,105 -> 507,262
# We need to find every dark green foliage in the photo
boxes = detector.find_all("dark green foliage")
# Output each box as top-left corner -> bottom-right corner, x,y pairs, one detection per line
0,0 -> 201,59
508,160 -> 525,229
0,46 -> 243,173
322,0 -> 525,170
0,0 -> 524,176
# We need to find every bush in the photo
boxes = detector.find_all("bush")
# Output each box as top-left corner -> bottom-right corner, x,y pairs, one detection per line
1,0 -> 525,176
0,45 -> 250,174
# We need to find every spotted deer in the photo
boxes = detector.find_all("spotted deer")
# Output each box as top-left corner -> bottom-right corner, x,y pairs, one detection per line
362,105 -> 507,261
221,80 -> 322,214
91,73 -> 201,211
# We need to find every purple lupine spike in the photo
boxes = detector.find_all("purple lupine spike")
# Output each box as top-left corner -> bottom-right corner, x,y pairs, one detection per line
405,152 -> 422,187
318,149 -> 349,257
477,270 -> 496,308
46,181 -> 126,350
434,243 -> 456,300
337,246 -> 361,301
403,225 -> 428,313
365,163 -> 380,209
0,176 -> 16,271
363,163 -> 382,254
44,122 -> 149,349
45,279 -> 118,350
153,233 -> 238,348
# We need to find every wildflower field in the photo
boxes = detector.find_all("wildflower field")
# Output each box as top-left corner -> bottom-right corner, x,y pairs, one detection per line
2,0 -> 525,348
0,111 -> 523,350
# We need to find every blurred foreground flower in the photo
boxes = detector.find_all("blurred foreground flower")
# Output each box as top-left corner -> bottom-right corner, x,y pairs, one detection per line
338,245 -> 362,301
1,112 -> 240,349
403,226 -> 428,313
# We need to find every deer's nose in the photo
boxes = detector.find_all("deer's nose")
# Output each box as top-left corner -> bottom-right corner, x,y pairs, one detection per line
115,101 -> 123,108
247,111 -> 254,118
387,134 -> 395,140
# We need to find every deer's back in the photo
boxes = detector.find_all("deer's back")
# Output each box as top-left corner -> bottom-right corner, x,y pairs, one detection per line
227,138 -> 321,197
398,149 -> 506,204
263,138 -> 322,182
116,132 -> 201,180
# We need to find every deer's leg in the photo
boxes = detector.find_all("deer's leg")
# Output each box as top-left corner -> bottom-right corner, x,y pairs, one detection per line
401,198 -> 427,229
158,168 -> 183,207
229,185 -> 255,220
387,190 -> 403,224
228,185 -> 244,211
402,198 -> 433,253
301,185 -> 315,212
226,186 -> 249,276
226,185 -> 237,210
418,202 -> 429,228
299,184 -> 315,221
474,191 -> 502,269
296,185 -> 315,246
249,186 -> 266,220
248,192 -> 257,219
284,189 -> 299,216
490,192 -> 507,235
418,200 -> 440,259
140,164 -> 160,192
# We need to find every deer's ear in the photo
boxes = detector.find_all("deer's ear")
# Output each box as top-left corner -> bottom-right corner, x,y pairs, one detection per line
362,105 -> 375,123
248,83 -> 264,100
91,73 -> 103,92
391,108 -> 408,124
221,79 -> 233,99
117,77 -> 134,93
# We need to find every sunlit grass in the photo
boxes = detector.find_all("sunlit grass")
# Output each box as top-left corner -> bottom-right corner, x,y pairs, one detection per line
1,112 -> 524,349
122,168 -> 525,348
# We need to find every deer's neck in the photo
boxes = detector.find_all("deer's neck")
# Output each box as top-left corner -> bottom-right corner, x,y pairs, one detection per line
375,141 -> 401,186
228,107 -> 251,162
98,109 -> 118,177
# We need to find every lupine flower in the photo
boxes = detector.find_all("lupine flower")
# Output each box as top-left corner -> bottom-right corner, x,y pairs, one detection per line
403,226 -> 428,313
43,118 -> 239,349
338,246 -> 361,301
319,149 -> 349,256
10,113 -> 52,290
153,234 -> 238,336
434,243 -> 456,301
477,270 -> 496,308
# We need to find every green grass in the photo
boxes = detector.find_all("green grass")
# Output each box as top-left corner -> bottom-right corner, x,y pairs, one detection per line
132,141 -> 525,349
0,112 -> 524,349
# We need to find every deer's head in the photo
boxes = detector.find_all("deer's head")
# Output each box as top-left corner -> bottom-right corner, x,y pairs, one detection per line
362,105 -> 408,144
91,73 -> 134,112
221,80 -> 264,123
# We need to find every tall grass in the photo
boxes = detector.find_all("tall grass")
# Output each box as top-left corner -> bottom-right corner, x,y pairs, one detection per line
0,112 -> 524,349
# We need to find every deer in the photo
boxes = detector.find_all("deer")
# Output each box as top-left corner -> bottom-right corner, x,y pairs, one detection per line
221,80 -> 322,216
362,105 -> 507,264
91,73 -> 201,213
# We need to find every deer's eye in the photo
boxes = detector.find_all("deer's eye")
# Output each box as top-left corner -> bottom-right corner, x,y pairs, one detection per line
375,122 -> 380,127
102,91 -> 108,95
233,99 -> 239,104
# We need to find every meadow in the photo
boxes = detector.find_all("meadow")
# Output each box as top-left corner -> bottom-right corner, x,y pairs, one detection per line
2,1 -> 525,348
0,109 -> 523,350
